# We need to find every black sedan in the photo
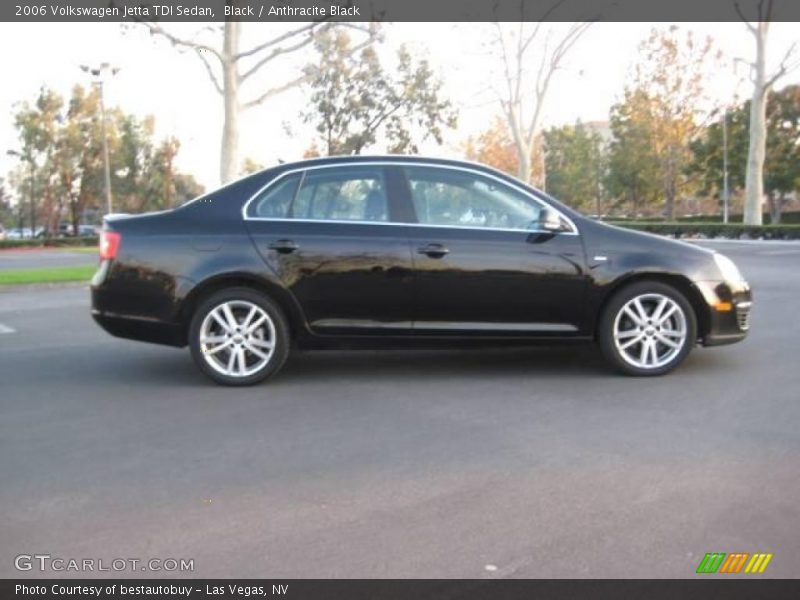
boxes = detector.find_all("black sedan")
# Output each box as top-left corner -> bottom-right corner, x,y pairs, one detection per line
91,156 -> 751,385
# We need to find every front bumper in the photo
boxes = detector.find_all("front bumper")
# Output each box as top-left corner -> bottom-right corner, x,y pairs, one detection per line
693,280 -> 752,346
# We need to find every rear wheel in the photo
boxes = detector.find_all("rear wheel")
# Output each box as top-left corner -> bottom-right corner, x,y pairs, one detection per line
599,281 -> 697,376
189,287 -> 290,386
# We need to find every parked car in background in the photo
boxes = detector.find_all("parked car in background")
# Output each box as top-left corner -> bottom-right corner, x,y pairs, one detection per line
78,224 -> 98,237
91,156 -> 752,385
5,227 -> 32,240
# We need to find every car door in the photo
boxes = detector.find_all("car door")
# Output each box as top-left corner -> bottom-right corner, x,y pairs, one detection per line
400,165 -> 588,336
244,165 -> 415,335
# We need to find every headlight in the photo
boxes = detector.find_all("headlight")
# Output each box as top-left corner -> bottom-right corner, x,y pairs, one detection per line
713,253 -> 745,283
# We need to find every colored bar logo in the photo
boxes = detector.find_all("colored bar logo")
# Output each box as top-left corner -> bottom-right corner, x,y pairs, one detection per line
696,552 -> 773,574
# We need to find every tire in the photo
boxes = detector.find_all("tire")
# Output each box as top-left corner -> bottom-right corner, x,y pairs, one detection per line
189,287 -> 290,386
598,281 -> 697,376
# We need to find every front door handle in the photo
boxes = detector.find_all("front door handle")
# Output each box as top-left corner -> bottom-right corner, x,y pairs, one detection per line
417,243 -> 450,258
268,239 -> 299,254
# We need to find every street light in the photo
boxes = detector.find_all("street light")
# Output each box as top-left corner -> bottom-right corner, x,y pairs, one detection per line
7,149 -> 36,238
722,108 -> 730,224
80,62 -> 119,216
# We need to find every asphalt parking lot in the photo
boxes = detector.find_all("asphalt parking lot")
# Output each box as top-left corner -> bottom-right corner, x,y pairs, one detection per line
0,248 -> 96,270
1,240 -> 798,578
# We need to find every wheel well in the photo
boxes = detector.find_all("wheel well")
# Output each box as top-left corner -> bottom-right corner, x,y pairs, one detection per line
594,273 -> 709,341
178,275 -> 303,344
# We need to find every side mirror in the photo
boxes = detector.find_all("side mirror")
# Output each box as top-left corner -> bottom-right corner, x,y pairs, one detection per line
539,208 -> 566,232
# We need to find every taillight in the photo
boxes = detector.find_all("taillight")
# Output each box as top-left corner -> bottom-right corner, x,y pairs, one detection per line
99,230 -> 121,261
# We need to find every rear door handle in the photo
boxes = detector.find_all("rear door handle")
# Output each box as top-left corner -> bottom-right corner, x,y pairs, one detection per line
268,239 -> 299,254
417,243 -> 450,258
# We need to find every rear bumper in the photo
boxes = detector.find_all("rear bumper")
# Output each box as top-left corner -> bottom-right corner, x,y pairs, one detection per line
91,259 -> 188,347
694,280 -> 752,347
92,310 -> 186,347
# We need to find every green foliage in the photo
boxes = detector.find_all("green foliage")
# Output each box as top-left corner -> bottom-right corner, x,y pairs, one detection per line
613,210 -> 800,225
606,89 -> 662,213
302,30 -> 457,155
7,85 -> 204,234
0,179 -> 13,228
690,85 -> 800,223
606,27 -> 719,218
544,122 -> 607,212
240,158 -> 264,176
608,221 -> 800,240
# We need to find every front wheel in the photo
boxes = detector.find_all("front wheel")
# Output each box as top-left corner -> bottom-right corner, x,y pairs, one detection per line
598,281 -> 697,376
189,287 -> 290,386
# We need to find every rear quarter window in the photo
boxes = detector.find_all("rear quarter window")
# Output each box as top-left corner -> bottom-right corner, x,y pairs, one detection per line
248,174 -> 302,219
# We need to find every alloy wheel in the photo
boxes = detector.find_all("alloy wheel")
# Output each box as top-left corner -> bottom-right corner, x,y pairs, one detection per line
199,300 -> 277,378
612,293 -> 688,370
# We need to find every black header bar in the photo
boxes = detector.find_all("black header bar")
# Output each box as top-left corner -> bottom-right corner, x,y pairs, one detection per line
5,579 -> 800,600
4,0 -> 800,23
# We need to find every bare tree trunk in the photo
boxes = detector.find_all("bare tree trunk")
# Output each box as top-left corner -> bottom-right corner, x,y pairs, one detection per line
744,23 -> 768,226
493,18 -> 592,187
139,21 -> 378,185
663,154 -> 676,220
767,192 -> 784,224
515,139 -> 531,182
220,21 -> 240,184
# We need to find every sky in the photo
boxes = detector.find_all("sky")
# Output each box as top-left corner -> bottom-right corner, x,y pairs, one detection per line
0,21 -> 798,192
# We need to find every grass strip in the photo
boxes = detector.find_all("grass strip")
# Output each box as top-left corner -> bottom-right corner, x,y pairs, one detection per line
0,265 -> 96,285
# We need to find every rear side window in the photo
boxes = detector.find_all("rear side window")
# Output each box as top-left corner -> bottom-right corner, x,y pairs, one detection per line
293,168 -> 388,222
249,174 -> 301,219
246,168 -> 389,222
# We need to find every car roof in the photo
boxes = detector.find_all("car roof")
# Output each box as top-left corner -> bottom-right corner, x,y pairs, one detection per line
271,154 -> 501,174
262,155 -> 581,219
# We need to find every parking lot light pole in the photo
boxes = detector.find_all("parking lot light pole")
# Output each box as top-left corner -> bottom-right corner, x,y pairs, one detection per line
80,63 -> 119,216
722,108 -> 730,224
7,149 -> 36,237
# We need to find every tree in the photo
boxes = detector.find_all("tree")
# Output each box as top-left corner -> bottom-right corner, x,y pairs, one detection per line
630,27 -> 720,219
764,85 -> 800,222
58,86 -> 107,234
605,89 -> 662,215
0,178 -> 13,228
240,157 -> 264,175
544,122 -> 607,213
10,87 -> 65,234
735,0 -> 800,225
8,85 -> 202,230
301,30 -> 457,156
173,173 -> 206,205
464,116 -> 521,176
490,3 -> 593,185
689,84 -> 800,222
138,19 -> 379,183
463,115 -> 545,183
688,103 -> 749,203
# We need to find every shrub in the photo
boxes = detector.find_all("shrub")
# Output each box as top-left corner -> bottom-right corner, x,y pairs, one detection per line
607,222 -> 800,240
0,236 -> 99,250
609,210 -> 800,225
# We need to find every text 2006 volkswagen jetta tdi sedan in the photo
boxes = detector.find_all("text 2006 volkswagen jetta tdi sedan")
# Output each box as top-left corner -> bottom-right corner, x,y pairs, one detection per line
91,156 -> 751,385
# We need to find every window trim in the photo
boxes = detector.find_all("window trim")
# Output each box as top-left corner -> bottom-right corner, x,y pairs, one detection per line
241,161 -> 579,236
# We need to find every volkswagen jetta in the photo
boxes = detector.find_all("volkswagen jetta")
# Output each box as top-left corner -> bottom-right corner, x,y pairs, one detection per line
91,156 -> 752,385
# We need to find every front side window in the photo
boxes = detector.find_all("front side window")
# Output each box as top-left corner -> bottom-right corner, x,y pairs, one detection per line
404,166 -> 543,231
292,168 -> 388,222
